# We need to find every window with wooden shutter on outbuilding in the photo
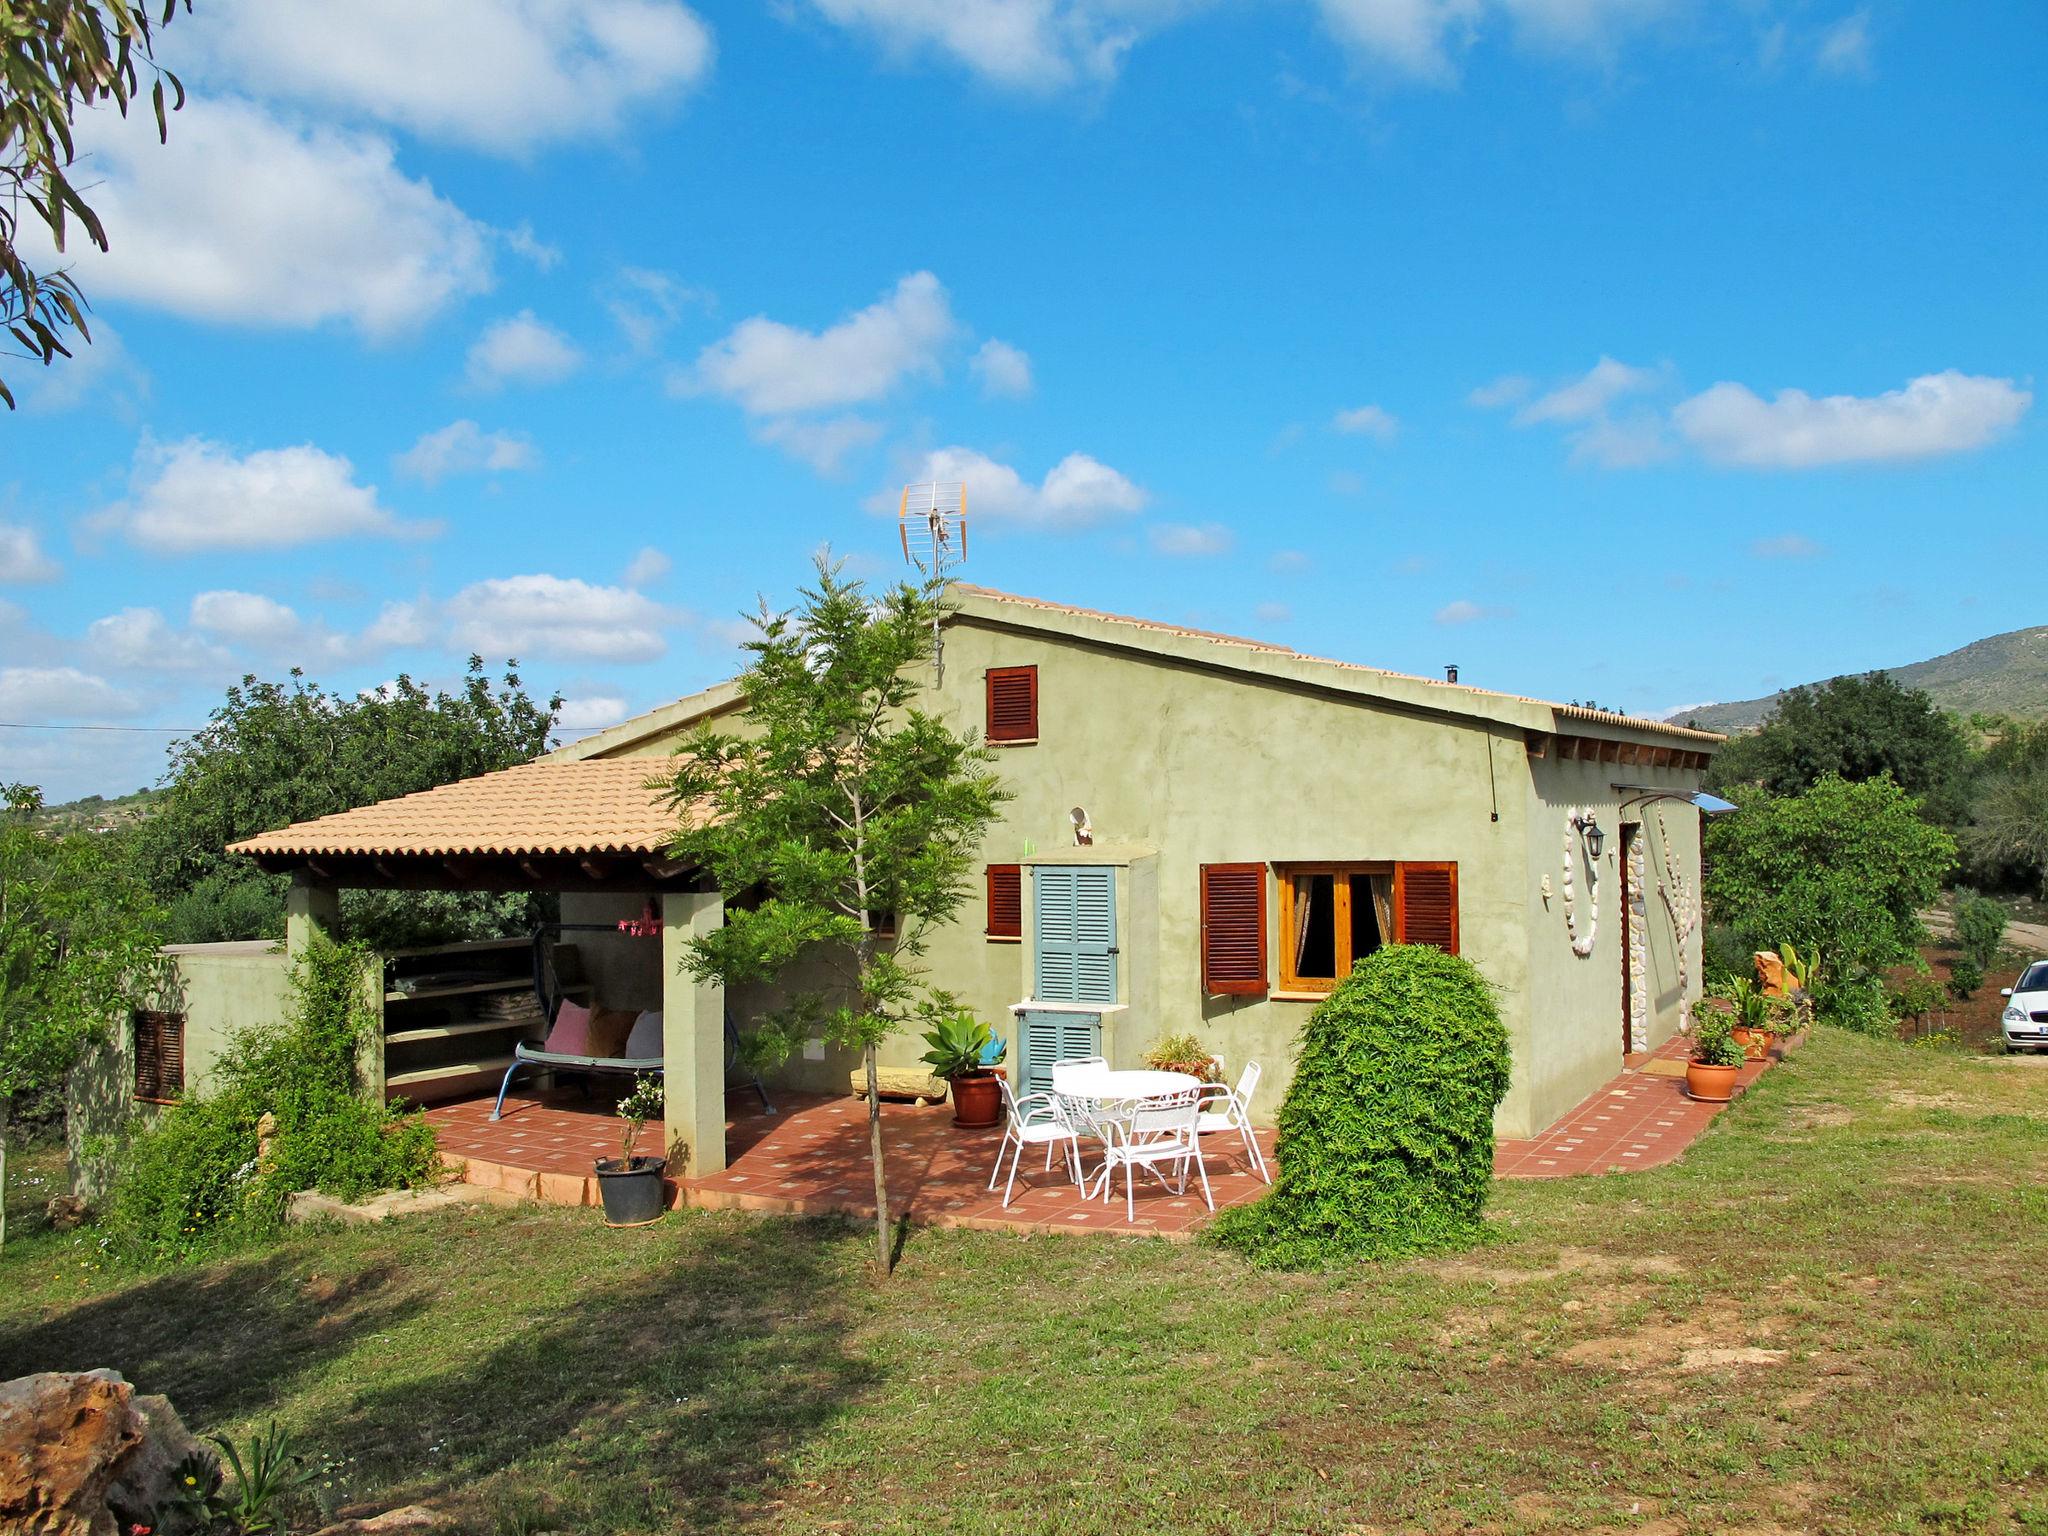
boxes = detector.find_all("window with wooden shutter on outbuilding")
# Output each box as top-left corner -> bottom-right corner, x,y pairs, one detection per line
985,665 -> 1038,742
132,1009 -> 186,1103
1393,862 -> 1459,954
1200,863 -> 1268,995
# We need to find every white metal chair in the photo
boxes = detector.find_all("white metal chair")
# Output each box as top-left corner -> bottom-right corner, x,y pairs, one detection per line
987,1076 -> 1084,1207
1195,1060 -> 1269,1182
1097,1089 -> 1212,1223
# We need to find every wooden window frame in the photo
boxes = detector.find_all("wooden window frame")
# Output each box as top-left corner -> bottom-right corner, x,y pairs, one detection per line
132,1009 -> 186,1104
984,864 -> 1023,942
984,665 -> 1039,745
1273,861 -> 1394,994
1200,862 -> 1268,996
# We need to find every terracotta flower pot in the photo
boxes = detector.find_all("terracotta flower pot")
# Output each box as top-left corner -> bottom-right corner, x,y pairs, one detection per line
950,1070 -> 1003,1128
1686,1061 -> 1741,1102
1730,1026 -> 1769,1061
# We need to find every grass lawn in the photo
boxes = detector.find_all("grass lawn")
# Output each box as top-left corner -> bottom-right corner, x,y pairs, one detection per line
3,1030 -> 2045,1535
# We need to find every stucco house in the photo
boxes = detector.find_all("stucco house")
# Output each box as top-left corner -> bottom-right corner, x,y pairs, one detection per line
138,584 -> 1721,1182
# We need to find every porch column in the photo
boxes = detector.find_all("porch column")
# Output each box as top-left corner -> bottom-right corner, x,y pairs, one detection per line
284,876 -> 339,957
661,888 -> 726,1176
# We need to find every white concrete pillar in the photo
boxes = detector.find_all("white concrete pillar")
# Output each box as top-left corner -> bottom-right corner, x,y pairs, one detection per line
284,876 -> 340,956
661,888 -> 727,1176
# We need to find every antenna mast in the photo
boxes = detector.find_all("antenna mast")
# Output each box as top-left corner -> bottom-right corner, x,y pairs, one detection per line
898,481 -> 967,683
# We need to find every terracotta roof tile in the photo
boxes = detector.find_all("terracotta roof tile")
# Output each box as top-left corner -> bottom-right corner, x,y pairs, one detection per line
227,758 -> 691,859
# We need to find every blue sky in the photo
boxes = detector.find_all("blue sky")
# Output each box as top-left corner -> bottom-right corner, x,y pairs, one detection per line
2,0 -> 2042,801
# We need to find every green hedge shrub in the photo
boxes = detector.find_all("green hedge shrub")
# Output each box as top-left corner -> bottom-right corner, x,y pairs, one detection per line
111,936 -> 441,1263
1209,944 -> 1511,1269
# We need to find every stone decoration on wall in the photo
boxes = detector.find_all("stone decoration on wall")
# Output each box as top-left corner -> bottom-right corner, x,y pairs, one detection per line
1656,809 -> 1701,1030
1627,832 -> 1650,1052
1561,807 -> 1600,958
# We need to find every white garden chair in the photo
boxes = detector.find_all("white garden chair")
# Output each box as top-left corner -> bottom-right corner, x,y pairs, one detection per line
1195,1060 -> 1269,1183
987,1075 -> 1084,1207
1097,1089 -> 1212,1223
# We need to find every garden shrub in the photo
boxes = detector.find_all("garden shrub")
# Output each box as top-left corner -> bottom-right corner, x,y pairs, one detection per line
1948,956 -> 1984,1000
1953,893 -> 2007,974
1209,944 -> 1510,1269
1815,974 -> 1898,1038
111,936 -> 441,1263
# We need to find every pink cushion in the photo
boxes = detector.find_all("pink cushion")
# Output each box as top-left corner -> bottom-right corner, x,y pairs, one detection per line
543,998 -> 592,1055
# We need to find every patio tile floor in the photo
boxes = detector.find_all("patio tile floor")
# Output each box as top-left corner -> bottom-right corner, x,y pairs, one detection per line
422,1030 -> 1790,1231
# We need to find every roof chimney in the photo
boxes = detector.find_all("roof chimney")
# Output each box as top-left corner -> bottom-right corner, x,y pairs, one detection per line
1445,663 -> 1459,684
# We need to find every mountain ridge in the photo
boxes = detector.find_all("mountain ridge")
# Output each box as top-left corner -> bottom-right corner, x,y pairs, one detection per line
1677,626 -> 2048,734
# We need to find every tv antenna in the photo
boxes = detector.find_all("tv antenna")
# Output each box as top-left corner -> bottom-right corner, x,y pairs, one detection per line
898,481 -> 967,682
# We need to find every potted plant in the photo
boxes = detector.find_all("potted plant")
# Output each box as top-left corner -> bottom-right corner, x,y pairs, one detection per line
1144,1031 -> 1223,1083
1686,1009 -> 1746,1102
595,1074 -> 668,1227
1728,978 -> 1772,1061
1777,941 -> 1821,1034
919,1009 -> 1006,1128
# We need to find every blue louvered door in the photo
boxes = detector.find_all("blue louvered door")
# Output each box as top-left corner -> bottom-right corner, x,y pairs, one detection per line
1033,866 -> 1117,1004
1017,1009 -> 1102,1096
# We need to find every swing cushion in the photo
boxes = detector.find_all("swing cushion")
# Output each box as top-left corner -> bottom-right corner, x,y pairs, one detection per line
625,1010 -> 663,1060
541,998 -> 592,1055
586,1007 -> 637,1059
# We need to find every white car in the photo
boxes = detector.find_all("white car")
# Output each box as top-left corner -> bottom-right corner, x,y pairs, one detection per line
2001,961 -> 2048,1053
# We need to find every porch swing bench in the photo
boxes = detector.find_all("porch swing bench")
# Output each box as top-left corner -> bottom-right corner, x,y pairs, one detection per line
489,922 -> 772,1121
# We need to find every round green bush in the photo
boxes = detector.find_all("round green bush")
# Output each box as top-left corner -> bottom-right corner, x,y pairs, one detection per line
1209,944 -> 1511,1269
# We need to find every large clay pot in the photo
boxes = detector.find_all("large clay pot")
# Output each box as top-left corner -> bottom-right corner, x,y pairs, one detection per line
1730,1026 -> 1769,1062
950,1070 -> 1003,1128
1686,1062 -> 1741,1102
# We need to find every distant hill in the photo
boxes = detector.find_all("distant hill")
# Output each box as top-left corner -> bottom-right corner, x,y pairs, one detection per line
29,787 -> 164,835
1678,626 -> 2048,734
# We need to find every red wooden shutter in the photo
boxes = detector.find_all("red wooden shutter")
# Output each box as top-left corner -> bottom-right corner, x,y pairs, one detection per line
985,864 -> 1022,938
1394,862 -> 1459,954
1200,863 -> 1268,995
133,1010 -> 185,1102
985,666 -> 1038,742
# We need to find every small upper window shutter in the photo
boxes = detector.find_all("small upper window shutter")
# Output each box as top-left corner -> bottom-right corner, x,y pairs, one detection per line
985,666 -> 1038,742
985,864 -> 1022,938
1394,862 -> 1459,954
1200,863 -> 1267,995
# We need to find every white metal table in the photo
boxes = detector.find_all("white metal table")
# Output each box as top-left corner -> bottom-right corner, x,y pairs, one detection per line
1053,1069 -> 1202,1200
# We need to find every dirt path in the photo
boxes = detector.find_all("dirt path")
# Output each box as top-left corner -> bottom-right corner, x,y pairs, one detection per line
1920,908 -> 2048,956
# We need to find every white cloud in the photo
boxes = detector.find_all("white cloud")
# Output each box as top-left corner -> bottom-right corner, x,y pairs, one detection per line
971,338 -> 1035,399
1512,356 -> 1663,426
466,311 -> 584,391
608,267 -> 707,354
1569,414 -> 1673,468
1468,374 -> 1532,409
1313,0 -> 1668,81
84,608 -> 228,672
445,574 -> 673,662
358,600 -> 435,653
687,271 -> 958,415
558,694 -> 632,732
623,547 -> 672,588
754,416 -> 885,475
17,323 -> 149,416
188,0 -> 714,153
1148,521 -> 1235,557
1750,533 -> 1825,560
1254,601 -> 1293,624
1815,9 -> 1872,75
1672,371 -> 2031,469
1269,549 -> 1310,573
29,96 -> 493,338
1435,598 -> 1511,624
190,590 -> 306,648
396,421 -> 539,484
1332,403 -> 1399,440
797,0 -> 1170,90
900,446 -> 1147,529
0,667 -> 141,720
503,221 -> 563,271
100,437 -> 429,553
0,525 -> 59,583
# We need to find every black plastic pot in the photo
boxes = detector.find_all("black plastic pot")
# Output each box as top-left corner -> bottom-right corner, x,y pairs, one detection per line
594,1155 -> 668,1227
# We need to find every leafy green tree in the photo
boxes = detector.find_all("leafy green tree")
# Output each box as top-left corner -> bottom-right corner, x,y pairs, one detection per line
658,561 -> 1007,1276
0,781 -> 165,1247
1707,673 -> 1972,826
1961,720 -> 2048,894
2,0 -> 188,408
134,659 -> 561,945
1952,892 -> 2008,974
1703,775 -> 1955,1011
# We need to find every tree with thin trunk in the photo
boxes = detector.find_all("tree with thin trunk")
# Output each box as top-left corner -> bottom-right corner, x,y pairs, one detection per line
658,559 -> 1006,1275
